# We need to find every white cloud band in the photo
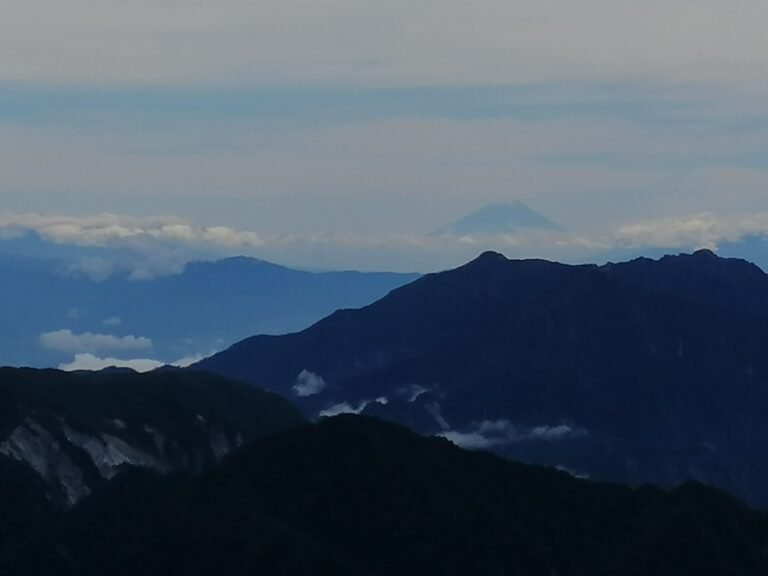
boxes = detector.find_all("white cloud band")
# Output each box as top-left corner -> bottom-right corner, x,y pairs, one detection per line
40,329 -> 152,354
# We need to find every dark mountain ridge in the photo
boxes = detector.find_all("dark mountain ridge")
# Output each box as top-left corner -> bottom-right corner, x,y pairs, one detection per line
5,415 -> 768,575
196,250 -> 768,507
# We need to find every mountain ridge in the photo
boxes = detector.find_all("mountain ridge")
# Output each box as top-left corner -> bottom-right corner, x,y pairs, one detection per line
195,249 -> 768,507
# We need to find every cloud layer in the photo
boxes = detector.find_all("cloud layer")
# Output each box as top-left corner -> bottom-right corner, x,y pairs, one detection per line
0,213 -> 262,249
40,329 -> 152,354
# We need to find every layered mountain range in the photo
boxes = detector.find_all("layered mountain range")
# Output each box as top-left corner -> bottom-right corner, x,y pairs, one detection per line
196,249 -> 768,507
4,249 -> 768,573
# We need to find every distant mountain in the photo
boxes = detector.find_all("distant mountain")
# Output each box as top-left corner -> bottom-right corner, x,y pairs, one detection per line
6,415 -> 768,575
0,251 -> 418,368
432,201 -> 561,236
0,368 -> 304,506
196,249 -> 768,507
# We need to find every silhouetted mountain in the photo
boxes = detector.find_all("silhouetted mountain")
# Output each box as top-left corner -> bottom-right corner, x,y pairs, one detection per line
0,251 -> 417,368
5,415 -> 767,575
432,201 -> 561,235
0,368 -> 305,506
197,249 -> 768,507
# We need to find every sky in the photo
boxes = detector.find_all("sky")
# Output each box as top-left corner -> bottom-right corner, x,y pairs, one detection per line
2,0 -> 768,271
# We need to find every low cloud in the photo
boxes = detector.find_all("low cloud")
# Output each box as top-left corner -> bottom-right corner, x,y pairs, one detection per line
318,397 -> 388,418
439,419 -> 586,450
101,316 -> 122,326
292,369 -> 327,397
613,212 -> 768,250
440,431 -> 498,450
58,353 -> 202,373
40,329 -> 152,353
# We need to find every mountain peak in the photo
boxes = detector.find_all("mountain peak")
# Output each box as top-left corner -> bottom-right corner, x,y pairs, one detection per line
692,248 -> 717,258
432,201 -> 561,236
472,250 -> 509,264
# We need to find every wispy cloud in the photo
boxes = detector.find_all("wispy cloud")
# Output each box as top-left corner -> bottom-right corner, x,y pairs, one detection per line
318,397 -> 388,418
439,419 -> 586,450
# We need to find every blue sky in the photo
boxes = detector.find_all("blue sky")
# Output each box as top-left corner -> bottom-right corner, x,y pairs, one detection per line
1,0 -> 767,271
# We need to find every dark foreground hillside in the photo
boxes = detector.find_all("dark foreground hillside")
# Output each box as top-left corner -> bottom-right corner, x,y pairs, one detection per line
4,415 -> 767,576
196,250 -> 768,507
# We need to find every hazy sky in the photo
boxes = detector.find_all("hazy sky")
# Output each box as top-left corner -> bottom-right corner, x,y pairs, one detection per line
2,1 -> 767,270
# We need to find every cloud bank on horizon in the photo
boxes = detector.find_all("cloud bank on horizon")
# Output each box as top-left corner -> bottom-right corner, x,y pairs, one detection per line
0,1 -> 766,267
2,208 -> 768,274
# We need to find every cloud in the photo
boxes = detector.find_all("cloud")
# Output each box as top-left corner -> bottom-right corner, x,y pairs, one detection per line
440,431 -> 499,450
292,369 -> 326,397
439,420 -> 586,450
425,402 -> 450,431
40,329 -> 152,353
102,316 -> 122,326
0,213 -> 263,250
318,397 -> 388,418
68,258 -> 117,282
57,353 -> 202,373
318,402 -> 361,418
555,465 -> 590,480
530,424 -> 581,441
613,212 -> 768,250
